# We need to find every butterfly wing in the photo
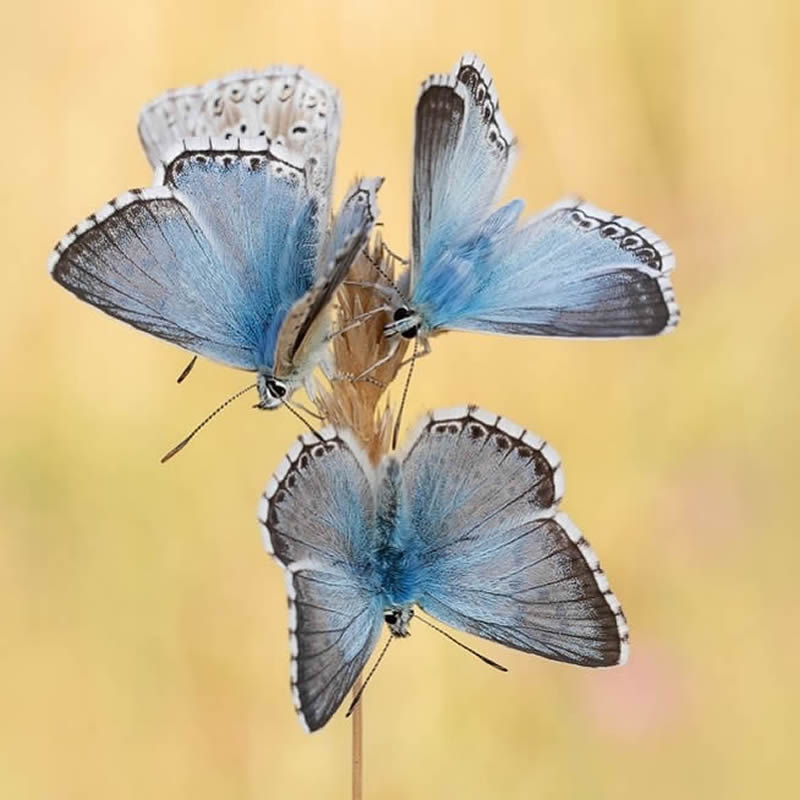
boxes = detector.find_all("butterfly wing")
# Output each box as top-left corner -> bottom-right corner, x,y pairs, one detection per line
401,406 -> 628,667
138,65 -> 340,196
48,185 -> 261,369
259,429 -> 383,732
328,177 -> 383,261
272,177 -> 382,380
420,197 -> 679,337
412,53 -> 516,288
49,137 -> 322,374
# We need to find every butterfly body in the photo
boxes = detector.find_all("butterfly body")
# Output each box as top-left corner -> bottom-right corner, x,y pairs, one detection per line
371,457 -> 422,608
260,406 -> 628,732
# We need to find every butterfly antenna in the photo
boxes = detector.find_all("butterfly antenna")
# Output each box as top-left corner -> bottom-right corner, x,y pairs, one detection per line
345,636 -> 394,718
391,336 -> 418,450
362,246 -> 409,305
278,396 -> 324,442
176,355 -> 198,384
415,614 -> 508,672
160,383 -> 257,463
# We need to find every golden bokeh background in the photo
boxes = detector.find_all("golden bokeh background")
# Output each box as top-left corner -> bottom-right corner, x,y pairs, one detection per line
2,0 -> 797,797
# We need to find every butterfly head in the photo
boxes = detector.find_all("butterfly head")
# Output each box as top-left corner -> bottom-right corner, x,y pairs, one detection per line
384,306 -> 422,339
255,373 -> 290,409
383,605 -> 414,637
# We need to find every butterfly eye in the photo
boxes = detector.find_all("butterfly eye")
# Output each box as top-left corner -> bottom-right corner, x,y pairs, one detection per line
384,610 -> 399,625
392,307 -> 419,339
268,380 -> 287,398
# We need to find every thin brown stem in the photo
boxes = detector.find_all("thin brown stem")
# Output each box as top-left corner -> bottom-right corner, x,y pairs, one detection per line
351,675 -> 363,800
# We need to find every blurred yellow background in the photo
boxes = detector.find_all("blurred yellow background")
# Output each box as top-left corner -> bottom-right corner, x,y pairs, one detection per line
2,0 -> 797,797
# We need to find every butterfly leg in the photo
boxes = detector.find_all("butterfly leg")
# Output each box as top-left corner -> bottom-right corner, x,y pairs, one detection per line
350,338 -> 402,381
343,280 -> 398,300
325,304 -> 392,341
325,338 -> 403,385
330,372 -> 387,389
319,350 -> 388,388
379,240 -> 409,266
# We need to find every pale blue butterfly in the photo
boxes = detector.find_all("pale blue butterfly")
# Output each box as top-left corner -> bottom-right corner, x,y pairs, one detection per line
49,66 -> 381,412
259,406 -> 628,732
382,54 -> 679,357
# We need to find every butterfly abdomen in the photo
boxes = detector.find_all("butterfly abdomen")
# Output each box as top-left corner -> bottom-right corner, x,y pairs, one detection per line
373,457 -> 421,607
375,546 -> 420,608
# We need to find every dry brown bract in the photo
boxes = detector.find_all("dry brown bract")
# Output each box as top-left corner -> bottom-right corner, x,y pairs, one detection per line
313,235 -> 409,464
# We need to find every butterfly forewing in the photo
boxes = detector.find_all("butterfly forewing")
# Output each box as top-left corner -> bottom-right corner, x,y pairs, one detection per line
412,73 -> 464,277
162,137 -> 321,310
49,137 -> 331,380
401,406 -> 628,667
412,53 -> 516,285
259,429 -> 383,732
48,187 -> 260,369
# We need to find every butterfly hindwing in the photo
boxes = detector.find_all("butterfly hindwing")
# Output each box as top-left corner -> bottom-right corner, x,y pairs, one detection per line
259,429 -> 383,732
138,65 -> 341,196
437,197 -> 679,337
401,406 -> 628,667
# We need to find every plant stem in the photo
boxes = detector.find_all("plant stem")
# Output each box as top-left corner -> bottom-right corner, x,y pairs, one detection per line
351,675 -> 363,799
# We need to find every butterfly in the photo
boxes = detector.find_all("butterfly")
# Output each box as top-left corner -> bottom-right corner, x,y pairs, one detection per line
381,53 -> 679,361
49,65 -> 381,410
259,405 -> 628,732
